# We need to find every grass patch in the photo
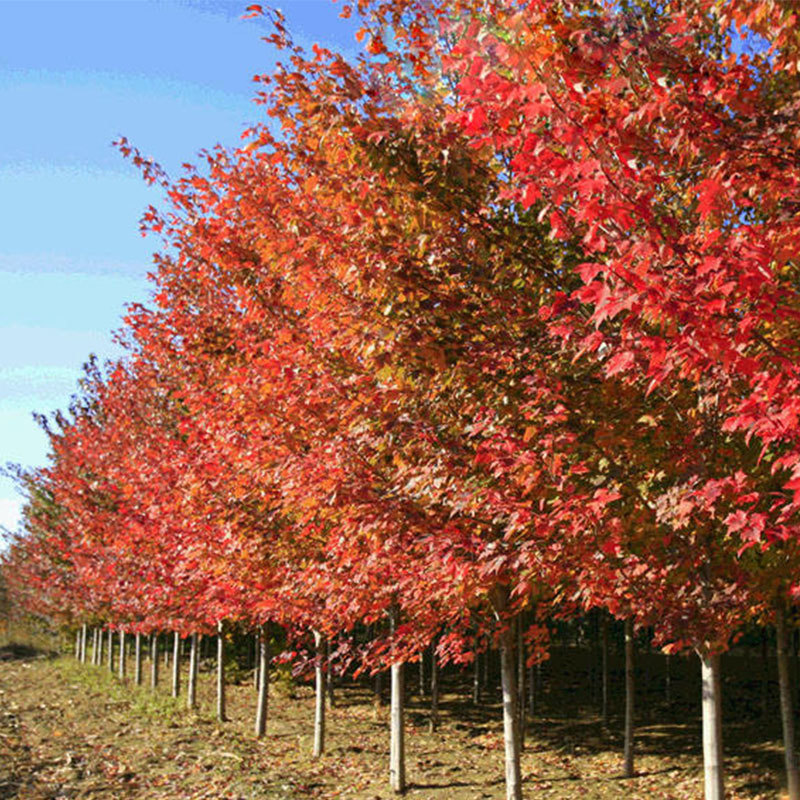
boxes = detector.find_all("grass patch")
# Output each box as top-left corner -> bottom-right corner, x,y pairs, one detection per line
0,636 -> 788,799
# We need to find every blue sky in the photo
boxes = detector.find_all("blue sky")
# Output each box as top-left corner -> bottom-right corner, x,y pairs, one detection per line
0,0 -> 361,535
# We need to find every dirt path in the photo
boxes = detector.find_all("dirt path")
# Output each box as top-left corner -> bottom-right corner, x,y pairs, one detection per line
0,645 -> 784,799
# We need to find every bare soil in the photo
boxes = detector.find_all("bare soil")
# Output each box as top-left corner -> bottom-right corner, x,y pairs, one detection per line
0,639 -> 788,799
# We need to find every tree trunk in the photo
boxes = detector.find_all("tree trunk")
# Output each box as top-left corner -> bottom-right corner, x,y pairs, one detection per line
473,641 -> 481,705
187,633 -> 198,710
601,615 -> 609,728
375,669 -> 384,707
255,625 -> 270,737
172,632 -> 181,698
481,643 -> 489,699
119,630 -> 126,680
150,632 -> 159,688
419,648 -> 426,698
80,624 -> 88,663
516,618 -> 526,748
313,629 -> 326,757
326,635 -> 335,707
216,621 -> 227,722
528,661 -> 535,717
75,629 -> 81,659
493,586 -> 522,800
776,605 -> 800,800
699,650 -> 724,800
107,629 -> 114,672
134,632 -> 143,685
623,618 -> 635,778
253,630 -> 260,691
762,628 -> 770,718
429,640 -> 439,733
665,653 -> 671,706
389,605 -> 406,794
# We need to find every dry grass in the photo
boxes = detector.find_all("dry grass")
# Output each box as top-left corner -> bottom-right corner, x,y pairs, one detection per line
0,634 -> 788,799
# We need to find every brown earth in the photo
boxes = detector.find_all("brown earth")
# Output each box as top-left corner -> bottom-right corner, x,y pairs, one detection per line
0,637 -> 788,799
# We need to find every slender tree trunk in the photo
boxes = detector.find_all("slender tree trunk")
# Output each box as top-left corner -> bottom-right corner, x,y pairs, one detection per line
325,638 -> 336,708
187,633 -> 198,710
699,650 -> 724,800
119,630 -> 126,680
107,629 -> 114,672
419,648 -> 426,698
98,627 -> 105,666
665,653 -> 671,706
528,661 -> 535,717
150,632 -> 159,688
255,625 -> 270,737
481,643 -> 489,699
516,618 -> 526,748
134,632 -> 143,685
164,644 -> 170,669
762,628 -> 770,718
429,640 -> 439,733
80,624 -> 88,663
253,630 -> 260,691
75,629 -> 81,659
794,628 -> 800,709
493,586 -> 522,800
326,636 -> 335,707
389,604 -> 406,794
623,618 -> 635,778
313,630 -> 326,757
602,615 -> 609,728
215,621 -> 227,722
776,605 -> 800,800
473,641 -> 481,705
172,632 -> 181,698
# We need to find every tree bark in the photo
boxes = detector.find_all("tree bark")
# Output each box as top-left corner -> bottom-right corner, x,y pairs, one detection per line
150,632 -> 159,688
134,632 -> 143,685
493,586 -> 522,800
429,640 -> 439,733
75,629 -> 81,659
107,629 -> 114,672
762,628 -> 770,718
516,618 -> 526,748
473,640 -> 481,705
623,618 -> 635,778
601,615 -> 609,728
172,631 -> 181,698
776,605 -> 800,800
699,650 -> 724,800
119,630 -> 126,680
419,648 -> 426,698
313,629 -> 326,757
187,632 -> 198,710
255,625 -> 270,737
326,636 -> 335,707
80,624 -> 88,663
389,604 -> 406,794
216,621 -> 227,722
253,630 -> 260,691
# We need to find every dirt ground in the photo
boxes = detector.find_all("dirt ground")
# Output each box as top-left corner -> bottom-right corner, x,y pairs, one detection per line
0,638 -> 789,799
